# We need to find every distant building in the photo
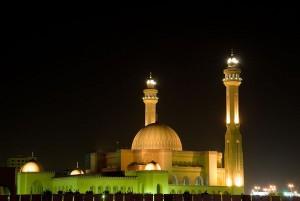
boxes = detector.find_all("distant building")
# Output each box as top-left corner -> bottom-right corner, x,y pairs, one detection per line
14,54 -> 244,195
7,154 -> 37,172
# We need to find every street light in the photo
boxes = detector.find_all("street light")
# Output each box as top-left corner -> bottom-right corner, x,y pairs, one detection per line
269,185 -> 276,193
288,184 -> 294,196
251,186 -> 261,195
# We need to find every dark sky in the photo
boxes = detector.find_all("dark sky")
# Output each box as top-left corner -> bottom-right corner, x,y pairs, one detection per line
1,4 -> 299,194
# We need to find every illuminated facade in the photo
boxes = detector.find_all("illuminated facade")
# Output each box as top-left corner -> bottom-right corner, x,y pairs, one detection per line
15,54 -> 244,195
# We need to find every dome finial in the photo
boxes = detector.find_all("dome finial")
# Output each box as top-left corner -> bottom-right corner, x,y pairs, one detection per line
149,72 -> 152,79
31,151 -> 34,158
76,161 -> 79,168
116,140 -> 119,150
146,73 -> 156,88
227,50 -> 239,68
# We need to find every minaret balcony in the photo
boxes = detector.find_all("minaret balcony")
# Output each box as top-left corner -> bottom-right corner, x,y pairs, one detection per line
223,77 -> 242,81
143,96 -> 158,99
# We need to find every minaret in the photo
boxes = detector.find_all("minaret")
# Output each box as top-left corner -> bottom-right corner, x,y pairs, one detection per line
143,73 -> 158,126
223,52 -> 244,188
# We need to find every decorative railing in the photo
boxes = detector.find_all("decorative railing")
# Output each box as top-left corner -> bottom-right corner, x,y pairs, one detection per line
0,194 -> 299,201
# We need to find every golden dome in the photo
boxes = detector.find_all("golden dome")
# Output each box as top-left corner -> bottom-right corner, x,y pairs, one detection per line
70,169 -> 84,175
145,160 -> 161,170
20,160 -> 44,172
131,123 -> 182,151
70,162 -> 84,175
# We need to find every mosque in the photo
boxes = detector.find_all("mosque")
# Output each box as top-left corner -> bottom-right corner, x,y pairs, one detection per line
16,54 -> 244,195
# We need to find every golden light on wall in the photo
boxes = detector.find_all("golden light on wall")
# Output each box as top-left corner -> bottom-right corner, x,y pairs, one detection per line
234,174 -> 243,187
226,113 -> 230,124
234,113 -> 239,124
226,176 -> 232,187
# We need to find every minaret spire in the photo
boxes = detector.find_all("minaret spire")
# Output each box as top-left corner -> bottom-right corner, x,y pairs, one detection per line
143,73 -> 159,126
223,52 -> 244,189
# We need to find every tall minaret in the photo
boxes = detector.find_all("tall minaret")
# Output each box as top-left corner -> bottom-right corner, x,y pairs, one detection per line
223,52 -> 244,188
143,73 -> 158,126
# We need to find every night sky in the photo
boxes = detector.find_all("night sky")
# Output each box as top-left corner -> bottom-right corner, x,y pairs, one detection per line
1,4 -> 299,194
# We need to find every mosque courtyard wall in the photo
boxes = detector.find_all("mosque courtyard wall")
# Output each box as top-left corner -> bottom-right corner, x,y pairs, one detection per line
17,170 -> 243,195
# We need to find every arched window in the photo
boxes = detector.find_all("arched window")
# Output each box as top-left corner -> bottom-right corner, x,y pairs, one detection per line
113,186 -> 118,193
195,176 -> 204,186
182,176 -> 190,185
172,175 -> 178,185
127,186 -> 132,193
156,184 -> 161,194
217,177 -> 223,186
120,186 -> 125,193
90,185 -> 95,193
98,186 -> 103,194
31,180 -> 43,194
105,186 -> 111,193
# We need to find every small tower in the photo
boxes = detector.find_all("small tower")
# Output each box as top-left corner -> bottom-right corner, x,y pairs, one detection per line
223,52 -> 244,189
143,73 -> 159,126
